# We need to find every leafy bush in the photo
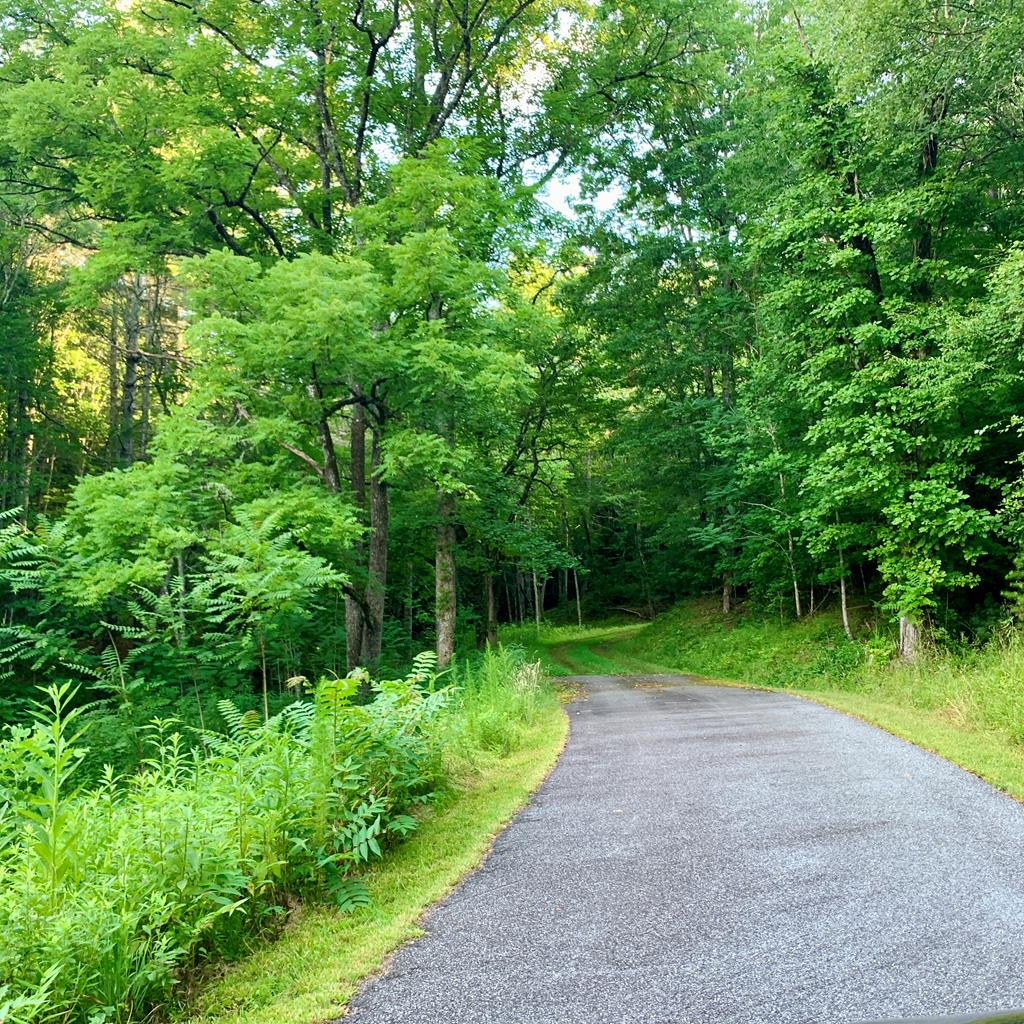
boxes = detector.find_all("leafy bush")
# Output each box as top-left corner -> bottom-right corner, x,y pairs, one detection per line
0,646 -> 548,1023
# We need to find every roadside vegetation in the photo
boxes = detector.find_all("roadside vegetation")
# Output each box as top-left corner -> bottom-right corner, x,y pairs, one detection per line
0,647 -> 564,1024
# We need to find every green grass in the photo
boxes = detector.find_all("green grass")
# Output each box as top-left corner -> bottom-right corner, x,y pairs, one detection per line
521,599 -> 1024,803
500,623 -> 666,676
182,700 -> 567,1024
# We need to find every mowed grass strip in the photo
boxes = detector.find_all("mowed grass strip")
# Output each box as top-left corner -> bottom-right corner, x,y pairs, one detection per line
184,703 -> 568,1024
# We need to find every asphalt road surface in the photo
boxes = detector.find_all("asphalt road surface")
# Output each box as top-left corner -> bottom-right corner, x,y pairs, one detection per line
347,676 -> 1024,1024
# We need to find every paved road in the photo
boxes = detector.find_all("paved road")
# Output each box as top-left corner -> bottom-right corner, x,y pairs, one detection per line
348,676 -> 1024,1024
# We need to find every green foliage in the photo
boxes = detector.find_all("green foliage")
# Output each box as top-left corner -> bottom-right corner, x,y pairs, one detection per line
0,647 -> 549,1023
558,0 -> 1024,651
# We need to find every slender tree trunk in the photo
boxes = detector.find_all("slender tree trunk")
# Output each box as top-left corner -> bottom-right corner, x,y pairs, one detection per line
532,570 -> 543,631
361,426 -> 389,667
139,359 -> 152,461
773,465 -> 801,619
310,367 -> 342,493
108,292 -> 119,465
2,385 -> 29,518
573,567 -> 583,627
138,276 -> 163,462
259,630 -> 269,722
722,573 -> 733,615
117,276 -> 144,467
435,491 -> 457,668
836,514 -> 854,641
405,560 -> 414,646
349,402 -> 366,495
485,572 -> 498,646
17,397 -> 31,519
345,403 -> 367,669
910,93 -> 946,302
788,531 -> 802,619
428,295 -> 456,669
634,521 -> 655,619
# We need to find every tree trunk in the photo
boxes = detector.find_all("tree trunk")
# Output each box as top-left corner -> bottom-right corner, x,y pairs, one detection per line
573,567 -> 583,627
485,572 -> 498,646
788,531 -> 802,619
836,514 -> 854,641
532,570 -> 543,630
435,491 -> 457,669
16,390 -> 31,519
774,466 -> 801,619
138,276 -> 163,462
910,93 -> 947,302
259,630 -> 269,722
107,292 -> 119,464
898,616 -> 922,661
839,570 -> 853,642
117,276 -> 144,467
345,403 -> 367,669
360,424 -> 388,667
405,560 -> 414,646
139,358 -> 152,461
310,366 -> 342,493
722,573 -> 732,615
634,521 -> 655,619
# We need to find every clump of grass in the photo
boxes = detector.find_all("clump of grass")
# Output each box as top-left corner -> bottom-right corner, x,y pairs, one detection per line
851,633 -> 1024,741
450,646 -> 554,757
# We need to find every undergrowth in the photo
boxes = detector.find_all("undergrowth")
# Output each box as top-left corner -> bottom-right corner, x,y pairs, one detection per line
0,645 -> 553,1024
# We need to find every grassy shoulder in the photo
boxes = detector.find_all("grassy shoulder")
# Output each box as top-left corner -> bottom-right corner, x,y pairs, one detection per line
515,601 -> 1024,803
183,699 -> 567,1024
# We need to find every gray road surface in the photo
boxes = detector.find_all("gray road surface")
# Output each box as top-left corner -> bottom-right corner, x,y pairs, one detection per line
347,676 -> 1024,1024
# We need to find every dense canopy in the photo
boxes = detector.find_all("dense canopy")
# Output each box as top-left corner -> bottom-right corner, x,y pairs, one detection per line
3,0 -> 1024,715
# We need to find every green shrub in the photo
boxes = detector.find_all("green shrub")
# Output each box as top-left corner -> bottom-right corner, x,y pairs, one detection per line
0,648 -> 549,1024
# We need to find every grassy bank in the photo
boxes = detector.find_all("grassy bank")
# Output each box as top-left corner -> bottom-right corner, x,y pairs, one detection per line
510,602 -> 1024,802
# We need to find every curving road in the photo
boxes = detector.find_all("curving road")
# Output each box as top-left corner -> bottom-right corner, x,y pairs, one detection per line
348,676 -> 1024,1024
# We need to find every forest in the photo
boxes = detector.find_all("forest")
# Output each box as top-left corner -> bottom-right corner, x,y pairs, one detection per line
2,0 -> 1024,1020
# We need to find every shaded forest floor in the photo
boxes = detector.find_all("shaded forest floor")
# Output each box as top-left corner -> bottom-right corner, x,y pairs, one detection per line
505,601 -> 1024,803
